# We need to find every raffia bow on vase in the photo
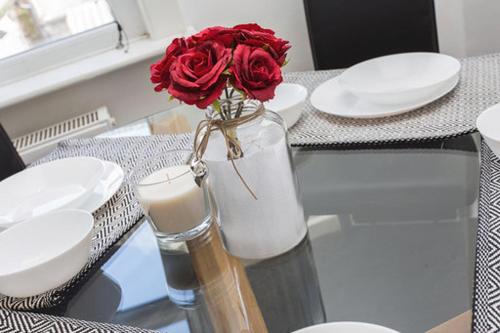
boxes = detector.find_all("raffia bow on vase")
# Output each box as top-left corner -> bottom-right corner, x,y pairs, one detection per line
193,95 -> 265,199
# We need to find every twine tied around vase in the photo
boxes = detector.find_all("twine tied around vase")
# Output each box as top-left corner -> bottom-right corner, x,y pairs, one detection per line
193,103 -> 265,200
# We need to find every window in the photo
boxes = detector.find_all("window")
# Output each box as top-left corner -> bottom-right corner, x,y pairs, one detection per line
0,0 -> 114,60
0,0 -> 185,90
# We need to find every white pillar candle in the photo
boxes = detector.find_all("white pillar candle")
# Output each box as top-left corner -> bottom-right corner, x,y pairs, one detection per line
136,165 -> 206,234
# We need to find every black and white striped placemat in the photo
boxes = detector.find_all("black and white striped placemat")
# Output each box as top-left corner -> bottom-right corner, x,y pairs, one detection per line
286,53 -> 500,147
472,140 -> 500,332
0,310 -> 156,333
0,135 -> 191,311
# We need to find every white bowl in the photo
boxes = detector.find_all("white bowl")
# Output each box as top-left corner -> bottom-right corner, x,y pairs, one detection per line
0,209 -> 93,298
0,157 -> 104,230
293,322 -> 399,333
310,74 -> 458,119
477,103 -> 500,159
338,52 -> 461,105
264,83 -> 308,128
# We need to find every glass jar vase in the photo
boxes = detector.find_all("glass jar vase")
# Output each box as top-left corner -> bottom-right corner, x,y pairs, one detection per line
203,100 -> 307,260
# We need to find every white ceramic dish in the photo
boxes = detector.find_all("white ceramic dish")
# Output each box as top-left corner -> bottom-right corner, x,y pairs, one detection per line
338,52 -> 461,105
0,209 -> 93,298
79,161 -> 124,212
264,83 -> 308,128
310,74 -> 458,119
293,322 -> 399,333
0,157 -> 104,230
477,103 -> 500,159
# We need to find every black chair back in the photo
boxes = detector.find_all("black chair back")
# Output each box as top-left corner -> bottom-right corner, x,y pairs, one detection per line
0,123 -> 25,181
304,0 -> 439,69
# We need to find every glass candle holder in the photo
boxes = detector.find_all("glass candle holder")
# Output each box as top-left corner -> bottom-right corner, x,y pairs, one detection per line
130,150 -> 212,244
158,241 -> 201,308
130,150 -> 268,332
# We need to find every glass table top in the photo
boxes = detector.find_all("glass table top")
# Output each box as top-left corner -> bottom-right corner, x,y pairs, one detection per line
47,111 -> 480,333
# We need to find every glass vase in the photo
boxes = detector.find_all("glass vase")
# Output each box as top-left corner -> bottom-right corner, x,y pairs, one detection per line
203,100 -> 307,260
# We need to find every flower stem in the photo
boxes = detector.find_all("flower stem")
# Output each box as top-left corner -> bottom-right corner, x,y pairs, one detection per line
235,101 -> 244,118
216,91 -> 244,159
227,127 -> 243,159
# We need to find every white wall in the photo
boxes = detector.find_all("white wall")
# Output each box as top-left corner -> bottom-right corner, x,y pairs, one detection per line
434,0 -> 467,57
0,58 -> 176,138
462,0 -> 500,56
176,0 -> 314,72
435,0 -> 500,57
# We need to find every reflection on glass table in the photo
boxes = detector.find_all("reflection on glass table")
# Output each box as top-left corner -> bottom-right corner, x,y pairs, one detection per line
63,221 -> 325,333
99,105 -> 204,139
54,112 -> 480,333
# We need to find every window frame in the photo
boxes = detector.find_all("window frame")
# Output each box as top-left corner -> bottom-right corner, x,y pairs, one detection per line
0,22 -> 120,86
0,0 -> 154,87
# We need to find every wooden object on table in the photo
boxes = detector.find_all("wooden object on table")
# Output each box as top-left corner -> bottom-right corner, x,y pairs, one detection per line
426,310 -> 471,333
150,113 -> 191,135
186,223 -> 268,333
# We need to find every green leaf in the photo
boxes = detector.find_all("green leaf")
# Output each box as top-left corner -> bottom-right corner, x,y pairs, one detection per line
212,100 -> 222,113
282,58 -> 289,67
168,95 -> 175,101
230,87 -> 246,100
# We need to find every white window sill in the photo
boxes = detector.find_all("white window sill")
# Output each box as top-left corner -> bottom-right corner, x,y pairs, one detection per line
0,34 -> 184,110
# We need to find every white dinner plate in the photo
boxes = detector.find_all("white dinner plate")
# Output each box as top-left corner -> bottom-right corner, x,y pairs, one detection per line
0,157 -> 104,229
310,74 -> 458,119
79,161 -> 124,212
338,52 -> 461,105
292,322 -> 399,333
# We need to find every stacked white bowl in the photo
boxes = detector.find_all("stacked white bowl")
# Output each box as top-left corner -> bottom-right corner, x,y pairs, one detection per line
338,52 -> 461,106
311,52 -> 461,119
0,156 -> 124,297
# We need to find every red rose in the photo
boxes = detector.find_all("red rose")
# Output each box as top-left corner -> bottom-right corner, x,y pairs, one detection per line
150,37 -> 190,92
235,24 -> 290,65
188,26 -> 239,48
233,23 -> 275,35
231,44 -> 283,102
168,41 -> 231,109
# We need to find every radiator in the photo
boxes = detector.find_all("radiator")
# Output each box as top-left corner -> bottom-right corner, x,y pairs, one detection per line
12,107 -> 115,164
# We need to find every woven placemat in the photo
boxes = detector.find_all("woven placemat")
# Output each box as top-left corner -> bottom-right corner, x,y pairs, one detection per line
0,310 -> 156,333
0,135 -> 191,311
286,53 -> 500,147
472,141 -> 500,332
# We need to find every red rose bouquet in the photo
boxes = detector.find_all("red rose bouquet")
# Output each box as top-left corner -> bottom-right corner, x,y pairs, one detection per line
150,24 -> 291,198
150,23 -> 290,118
150,25 -> 305,254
